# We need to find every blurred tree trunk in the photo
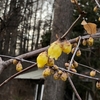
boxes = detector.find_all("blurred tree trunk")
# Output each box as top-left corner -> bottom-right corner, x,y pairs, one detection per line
42,0 -> 73,100
3,0 -> 22,55
35,20 -> 41,49
35,0 -> 43,49
31,0 -> 39,50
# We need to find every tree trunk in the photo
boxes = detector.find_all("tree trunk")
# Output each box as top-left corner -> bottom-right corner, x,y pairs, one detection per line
31,0 -> 39,51
42,0 -> 73,100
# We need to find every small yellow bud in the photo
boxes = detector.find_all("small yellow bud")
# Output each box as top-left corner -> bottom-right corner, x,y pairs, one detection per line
53,65 -> 59,70
60,72 -> 68,81
42,68 -> 51,77
71,64 -> 75,69
13,59 -> 19,65
76,50 -> 81,57
98,17 -> 100,21
96,81 -> 100,89
47,58 -> 54,67
53,72 -> 60,80
82,39 -> 87,46
16,62 -> 23,72
71,48 -> 75,54
71,68 -> 77,73
58,70 -> 63,75
93,6 -> 98,12
73,60 -> 78,68
87,37 -> 94,46
65,63 -> 69,67
90,70 -> 96,77
73,43 -> 77,47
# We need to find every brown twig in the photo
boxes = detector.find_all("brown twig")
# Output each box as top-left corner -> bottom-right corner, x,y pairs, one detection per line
59,67 -> 100,81
67,36 -> 82,100
68,36 -> 81,70
0,33 -> 100,75
79,63 -> 100,74
68,77 -> 82,100
0,46 -> 48,74
60,15 -> 82,39
0,63 -> 37,87
69,32 -> 100,43
95,0 -> 100,8
0,55 -> 36,64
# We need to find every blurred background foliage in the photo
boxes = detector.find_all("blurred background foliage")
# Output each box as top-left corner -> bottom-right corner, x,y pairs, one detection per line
1,0 -> 100,99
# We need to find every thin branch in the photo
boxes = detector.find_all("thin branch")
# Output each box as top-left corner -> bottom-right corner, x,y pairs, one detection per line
79,63 -> 100,74
95,0 -> 100,8
1,63 -> 100,88
68,36 -> 81,70
68,77 -> 82,100
0,46 -> 48,74
0,63 -> 37,87
67,36 -> 82,100
0,33 -> 100,74
60,15 -> 82,39
59,67 -> 100,81
69,32 -> 100,43
0,55 -> 36,64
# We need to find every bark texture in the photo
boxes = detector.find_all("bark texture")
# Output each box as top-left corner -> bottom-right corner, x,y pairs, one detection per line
43,0 -> 73,100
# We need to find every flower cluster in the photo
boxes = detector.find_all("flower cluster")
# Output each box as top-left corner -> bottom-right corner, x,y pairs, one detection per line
13,59 -> 23,72
37,40 -> 72,69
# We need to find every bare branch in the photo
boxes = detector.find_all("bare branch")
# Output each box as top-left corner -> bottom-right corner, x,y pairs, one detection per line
60,15 -> 82,39
68,77 -> 82,100
67,36 -> 82,100
68,36 -> 81,70
0,55 -> 36,64
0,33 -> 100,75
0,46 -> 48,74
59,67 -> 100,81
0,63 -> 37,87
79,63 -> 100,74
95,0 -> 100,8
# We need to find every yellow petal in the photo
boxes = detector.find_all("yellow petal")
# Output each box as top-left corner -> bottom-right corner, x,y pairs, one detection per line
37,51 -> 48,68
62,41 -> 72,54
48,41 -> 62,60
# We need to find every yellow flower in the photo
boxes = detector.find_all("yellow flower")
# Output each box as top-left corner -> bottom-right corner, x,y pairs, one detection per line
48,40 -> 62,60
62,41 -> 72,54
37,51 -> 48,68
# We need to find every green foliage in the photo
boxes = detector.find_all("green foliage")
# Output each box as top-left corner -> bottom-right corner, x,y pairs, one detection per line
67,1 -> 100,98
41,30 -> 51,47
72,0 -> 100,37
71,0 -> 100,66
